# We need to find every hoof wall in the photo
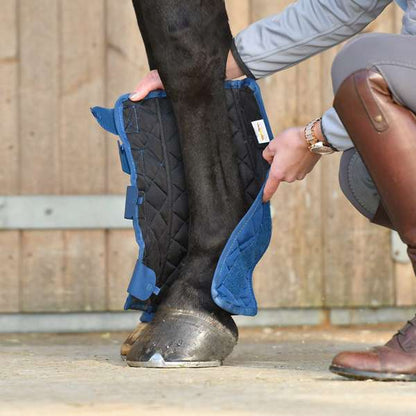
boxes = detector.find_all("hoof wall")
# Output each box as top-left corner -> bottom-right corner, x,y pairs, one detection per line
126,309 -> 237,367
120,322 -> 148,359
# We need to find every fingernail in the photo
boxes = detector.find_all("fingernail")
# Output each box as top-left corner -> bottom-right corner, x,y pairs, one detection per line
129,93 -> 140,101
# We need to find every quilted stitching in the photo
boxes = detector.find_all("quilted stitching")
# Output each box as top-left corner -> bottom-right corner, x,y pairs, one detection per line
123,99 -> 188,292
121,85 -> 269,311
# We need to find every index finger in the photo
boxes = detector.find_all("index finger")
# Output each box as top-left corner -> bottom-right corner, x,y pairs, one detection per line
263,175 -> 280,202
129,71 -> 164,101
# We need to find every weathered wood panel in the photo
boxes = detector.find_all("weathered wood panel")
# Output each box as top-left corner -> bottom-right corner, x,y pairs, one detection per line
21,231 -> 64,312
60,0 -> 106,195
252,0 -> 297,308
19,0 -> 64,312
0,0 -> 19,312
60,0 -> 107,311
0,230 -> 19,312
20,0 -> 108,311
0,0 -> 19,195
395,263 -> 416,306
107,229 -> 136,311
19,0 -> 60,195
252,0 -> 324,307
61,230 -> 106,311
226,0 -> 251,34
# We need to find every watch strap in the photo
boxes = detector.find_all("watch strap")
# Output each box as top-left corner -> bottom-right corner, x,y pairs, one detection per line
305,118 -> 336,152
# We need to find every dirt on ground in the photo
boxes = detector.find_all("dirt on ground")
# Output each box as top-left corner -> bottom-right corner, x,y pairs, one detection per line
1,325 -> 415,416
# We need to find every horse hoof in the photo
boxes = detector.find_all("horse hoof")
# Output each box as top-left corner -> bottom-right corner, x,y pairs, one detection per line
126,308 -> 237,368
120,322 -> 148,359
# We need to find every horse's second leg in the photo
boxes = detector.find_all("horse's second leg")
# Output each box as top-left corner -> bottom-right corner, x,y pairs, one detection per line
126,0 -> 247,366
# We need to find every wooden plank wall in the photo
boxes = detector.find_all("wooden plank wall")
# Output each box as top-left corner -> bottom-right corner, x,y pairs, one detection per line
0,0 -> 414,314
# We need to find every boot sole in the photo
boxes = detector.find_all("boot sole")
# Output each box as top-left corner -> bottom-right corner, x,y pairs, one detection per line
330,365 -> 416,381
127,353 -> 221,368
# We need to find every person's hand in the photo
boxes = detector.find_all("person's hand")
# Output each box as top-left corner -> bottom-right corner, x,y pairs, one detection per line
262,127 -> 321,202
129,52 -> 243,102
129,70 -> 164,101
225,51 -> 244,80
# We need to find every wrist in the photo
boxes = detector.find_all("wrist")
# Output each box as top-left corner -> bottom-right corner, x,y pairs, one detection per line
227,39 -> 256,80
304,118 -> 336,155
226,51 -> 244,80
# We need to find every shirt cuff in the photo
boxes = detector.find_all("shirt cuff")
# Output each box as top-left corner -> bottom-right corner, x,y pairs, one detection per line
321,107 -> 355,152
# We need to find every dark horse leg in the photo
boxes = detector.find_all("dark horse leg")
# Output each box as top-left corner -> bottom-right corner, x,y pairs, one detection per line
131,1 -> 157,70
126,0 -> 247,366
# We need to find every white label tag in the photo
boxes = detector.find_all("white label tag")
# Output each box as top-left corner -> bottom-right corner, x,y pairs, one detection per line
251,119 -> 270,144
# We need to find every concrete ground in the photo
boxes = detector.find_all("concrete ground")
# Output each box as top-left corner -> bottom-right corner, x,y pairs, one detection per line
1,326 -> 416,416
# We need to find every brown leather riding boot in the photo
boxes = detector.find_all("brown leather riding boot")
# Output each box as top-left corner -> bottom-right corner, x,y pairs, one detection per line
331,68 -> 416,381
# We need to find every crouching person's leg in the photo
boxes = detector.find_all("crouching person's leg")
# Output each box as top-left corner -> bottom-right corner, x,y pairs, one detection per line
329,34 -> 416,381
338,148 -> 393,230
126,0 -> 247,367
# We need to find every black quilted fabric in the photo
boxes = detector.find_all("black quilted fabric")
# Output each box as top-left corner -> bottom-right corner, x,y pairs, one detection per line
122,85 -> 269,300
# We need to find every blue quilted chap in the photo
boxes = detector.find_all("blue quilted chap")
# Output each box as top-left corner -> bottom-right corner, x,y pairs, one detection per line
211,180 -> 272,316
92,79 -> 273,317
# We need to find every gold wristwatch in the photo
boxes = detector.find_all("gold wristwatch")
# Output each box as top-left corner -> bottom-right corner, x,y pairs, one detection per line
304,117 -> 336,155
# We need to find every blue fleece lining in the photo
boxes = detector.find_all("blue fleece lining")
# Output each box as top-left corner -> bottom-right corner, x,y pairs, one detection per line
211,181 -> 271,316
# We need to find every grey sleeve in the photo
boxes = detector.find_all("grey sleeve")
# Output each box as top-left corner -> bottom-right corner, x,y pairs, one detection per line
233,0 -> 392,79
321,107 -> 354,151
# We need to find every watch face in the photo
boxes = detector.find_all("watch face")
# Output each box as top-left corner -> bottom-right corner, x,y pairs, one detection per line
310,143 -> 334,155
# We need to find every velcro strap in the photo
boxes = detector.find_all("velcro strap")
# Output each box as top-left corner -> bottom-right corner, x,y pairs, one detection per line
90,106 -> 118,135
127,260 -> 160,301
140,306 -> 156,322
124,186 -> 144,220
118,141 -> 131,174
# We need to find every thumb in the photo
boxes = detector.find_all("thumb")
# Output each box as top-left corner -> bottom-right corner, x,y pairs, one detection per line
262,175 -> 280,202
129,70 -> 164,101
262,144 -> 275,165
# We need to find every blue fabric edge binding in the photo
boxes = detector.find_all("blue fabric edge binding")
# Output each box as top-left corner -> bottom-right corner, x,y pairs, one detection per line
113,93 -> 145,260
112,94 -> 160,310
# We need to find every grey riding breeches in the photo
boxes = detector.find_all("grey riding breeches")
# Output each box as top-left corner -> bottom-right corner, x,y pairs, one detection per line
333,33 -> 416,220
